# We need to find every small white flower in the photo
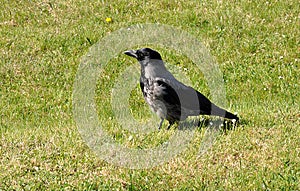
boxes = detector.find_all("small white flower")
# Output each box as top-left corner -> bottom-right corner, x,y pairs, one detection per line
162,141 -> 169,147
278,76 -> 284,79
33,166 -> 39,171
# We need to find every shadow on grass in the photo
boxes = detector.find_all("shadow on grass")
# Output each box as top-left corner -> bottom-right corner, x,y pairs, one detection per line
169,116 -> 245,132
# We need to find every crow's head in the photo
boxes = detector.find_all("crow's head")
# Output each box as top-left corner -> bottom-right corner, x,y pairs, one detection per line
124,48 -> 162,62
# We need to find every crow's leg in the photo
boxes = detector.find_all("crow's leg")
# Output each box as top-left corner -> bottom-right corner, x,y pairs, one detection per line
158,118 -> 164,130
197,120 -> 201,127
167,121 -> 175,130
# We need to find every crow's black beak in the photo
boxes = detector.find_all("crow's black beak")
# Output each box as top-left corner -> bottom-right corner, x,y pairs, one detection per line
124,50 -> 138,59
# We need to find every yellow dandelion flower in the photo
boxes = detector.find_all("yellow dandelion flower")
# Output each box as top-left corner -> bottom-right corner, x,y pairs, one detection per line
105,17 -> 112,23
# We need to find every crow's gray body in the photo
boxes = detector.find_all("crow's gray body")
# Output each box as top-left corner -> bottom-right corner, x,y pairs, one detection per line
124,48 -> 239,129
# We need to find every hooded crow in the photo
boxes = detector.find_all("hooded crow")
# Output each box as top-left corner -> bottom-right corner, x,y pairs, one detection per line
124,48 -> 239,130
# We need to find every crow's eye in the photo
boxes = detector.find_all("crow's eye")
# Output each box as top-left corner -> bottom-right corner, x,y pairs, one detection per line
136,50 -> 143,57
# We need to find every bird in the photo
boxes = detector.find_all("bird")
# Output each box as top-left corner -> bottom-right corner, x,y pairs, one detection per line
124,48 -> 239,130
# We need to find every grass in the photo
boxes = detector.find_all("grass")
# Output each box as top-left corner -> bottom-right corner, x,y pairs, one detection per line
1,0 -> 299,190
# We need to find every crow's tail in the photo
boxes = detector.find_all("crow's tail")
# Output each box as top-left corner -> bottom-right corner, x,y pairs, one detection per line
224,110 -> 239,121
196,90 -> 239,121
211,104 -> 239,121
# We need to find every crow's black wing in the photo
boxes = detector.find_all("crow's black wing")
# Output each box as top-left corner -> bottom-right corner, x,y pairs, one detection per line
155,78 -> 214,117
155,80 -> 181,106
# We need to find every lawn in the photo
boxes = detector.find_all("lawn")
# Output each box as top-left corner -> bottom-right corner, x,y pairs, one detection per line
1,0 -> 299,190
